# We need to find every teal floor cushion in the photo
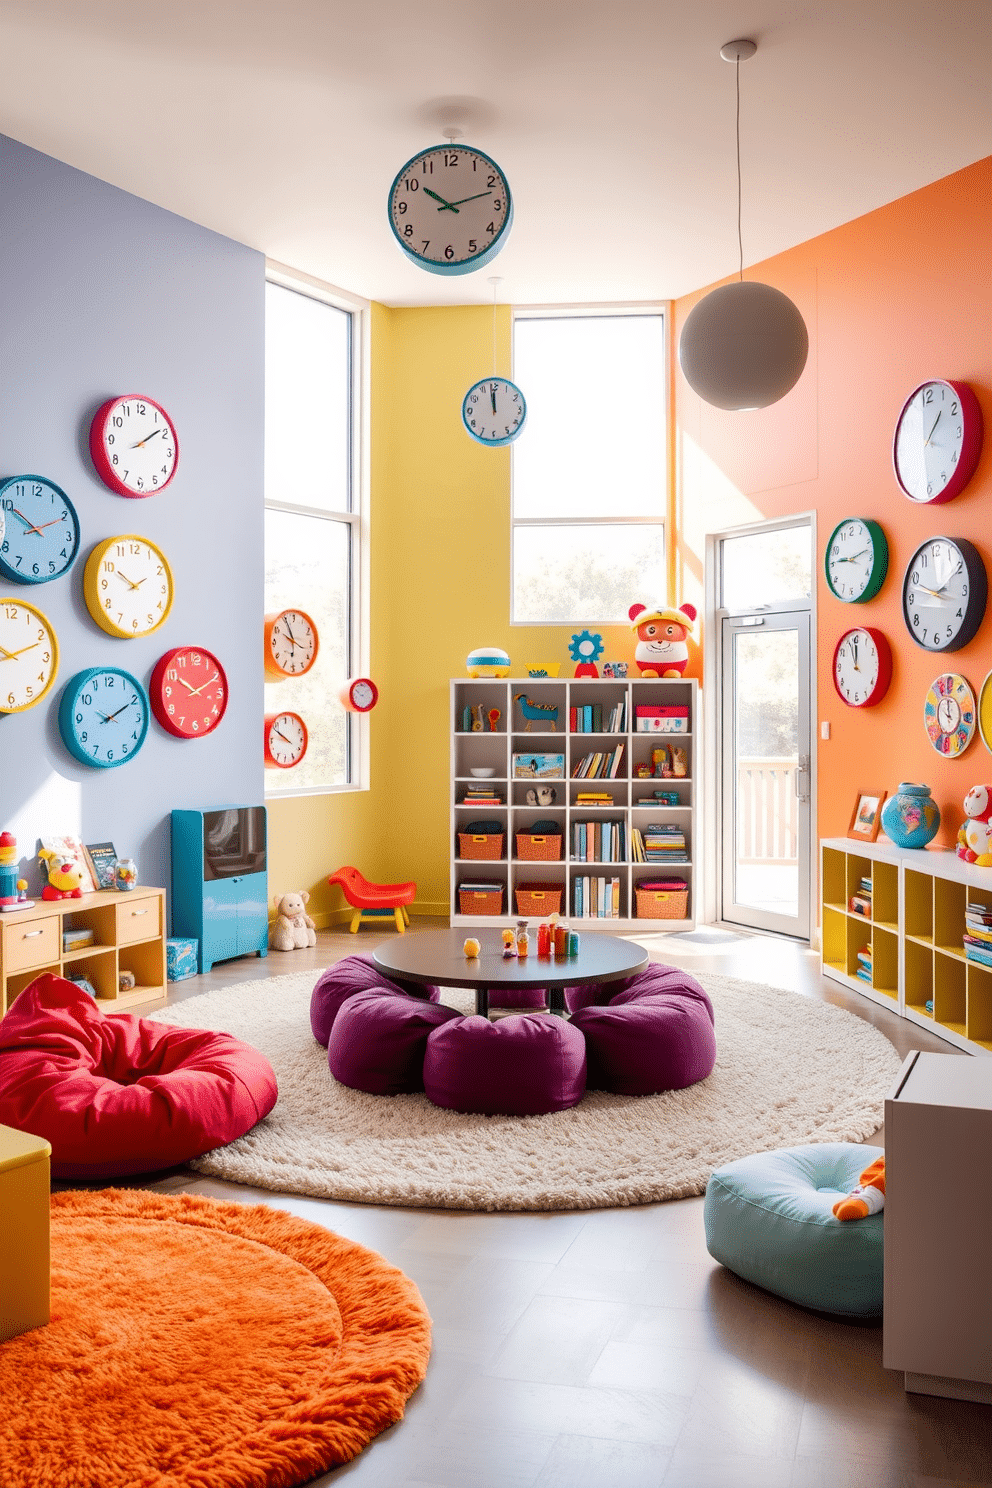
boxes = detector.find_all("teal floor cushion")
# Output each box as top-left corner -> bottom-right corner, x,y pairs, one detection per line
704,1143 -> 884,1318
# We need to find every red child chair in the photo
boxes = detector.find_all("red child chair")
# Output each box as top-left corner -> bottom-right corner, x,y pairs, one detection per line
327,866 -> 416,934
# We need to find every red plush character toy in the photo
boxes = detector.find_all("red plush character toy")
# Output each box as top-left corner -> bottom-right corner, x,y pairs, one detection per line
832,1156 -> 885,1220
38,849 -> 84,900
629,602 -> 698,678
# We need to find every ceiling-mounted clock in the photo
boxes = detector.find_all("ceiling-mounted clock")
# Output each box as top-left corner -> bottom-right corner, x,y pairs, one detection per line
462,377 -> 527,447
924,673 -> 976,758
902,536 -> 987,652
264,710 -> 308,769
0,475 -> 80,584
832,627 -> 892,708
824,517 -> 888,603
58,666 -> 149,768
0,596 -> 59,712
893,379 -> 983,505
89,394 -> 179,497
83,534 -> 174,638
263,609 -> 319,680
150,646 -> 228,738
339,676 -> 379,713
388,143 -> 512,275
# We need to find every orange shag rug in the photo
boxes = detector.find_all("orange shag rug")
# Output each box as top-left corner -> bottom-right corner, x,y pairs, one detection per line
0,1189 -> 432,1487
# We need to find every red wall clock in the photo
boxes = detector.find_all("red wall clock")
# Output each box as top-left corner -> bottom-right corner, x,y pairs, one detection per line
893,379 -> 983,505
90,394 -> 179,497
832,627 -> 893,707
264,710 -> 308,769
339,677 -> 379,713
150,646 -> 228,738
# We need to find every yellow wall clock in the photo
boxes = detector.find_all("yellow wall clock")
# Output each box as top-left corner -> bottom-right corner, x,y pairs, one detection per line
924,672 -> 976,758
0,596 -> 59,712
977,671 -> 992,756
84,534 -> 174,638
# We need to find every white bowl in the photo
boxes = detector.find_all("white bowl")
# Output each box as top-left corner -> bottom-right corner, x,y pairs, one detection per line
470,767 -> 496,778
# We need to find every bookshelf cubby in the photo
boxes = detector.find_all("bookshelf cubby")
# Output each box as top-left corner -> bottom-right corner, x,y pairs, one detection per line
821,838 -> 992,1054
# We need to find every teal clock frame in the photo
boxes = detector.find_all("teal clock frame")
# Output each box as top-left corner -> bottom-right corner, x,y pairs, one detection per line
0,473 -> 80,585
824,517 -> 888,603
387,143 -> 513,277
59,666 -> 150,769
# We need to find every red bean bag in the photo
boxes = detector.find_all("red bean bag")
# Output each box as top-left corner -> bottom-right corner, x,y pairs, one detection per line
0,974 -> 278,1179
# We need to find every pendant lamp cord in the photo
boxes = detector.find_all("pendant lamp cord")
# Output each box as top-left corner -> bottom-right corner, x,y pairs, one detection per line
735,56 -> 744,281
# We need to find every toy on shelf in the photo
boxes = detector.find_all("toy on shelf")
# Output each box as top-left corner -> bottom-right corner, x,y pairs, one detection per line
270,891 -> 317,951
488,708 -> 501,732
628,602 -> 698,677
514,694 -> 559,731
327,865 -> 416,934
0,832 -> 18,905
466,647 -> 511,678
525,785 -> 558,806
832,1156 -> 885,1221
525,663 -> 561,678
568,631 -> 604,678
114,857 -> 138,891
38,848 -> 84,901
463,937 -> 481,958
470,703 -> 485,731
956,785 -> 992,865
119,970 -> 136,993
602,662 -> 628,678
501,928 -> 517,958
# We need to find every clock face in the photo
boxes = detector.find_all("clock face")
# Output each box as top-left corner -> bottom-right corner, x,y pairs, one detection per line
924,673 -> 976,757
902,536 -> 987,652
150,646 -> 228,739
264,710 -> 308,769
59,667 -> 149,768
824,517 -> 888,603
893,380 -> 983,505
0,475 -> 80,584
462,378 -> 527,447
84,534 -> 174,638
388,144 -> 512,275
340,676 -> 379,712
832,627 -> 892,707
90,395 -> 179,497
0,597 -> 59,713
264,609 -> 319,680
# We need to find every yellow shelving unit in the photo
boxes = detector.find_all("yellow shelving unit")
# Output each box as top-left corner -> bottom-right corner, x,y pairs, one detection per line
821,839 -> 992,1055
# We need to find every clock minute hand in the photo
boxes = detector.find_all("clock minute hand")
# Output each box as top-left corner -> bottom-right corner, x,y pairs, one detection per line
449,190 -> 493,206
187,672 -> 219,697
131,427 -> 165,449
423,188 -> 459,213
924,411 -> 942,446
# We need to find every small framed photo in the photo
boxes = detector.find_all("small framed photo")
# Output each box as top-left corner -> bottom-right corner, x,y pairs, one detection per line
512,752 -> 565,779
848,790 -> 887,843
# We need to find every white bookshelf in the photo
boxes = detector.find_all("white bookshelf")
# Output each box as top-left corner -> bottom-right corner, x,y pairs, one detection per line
450,677 -> 698,932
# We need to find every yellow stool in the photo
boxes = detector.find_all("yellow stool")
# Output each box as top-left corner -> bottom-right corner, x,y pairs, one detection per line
0,1122 -> 52,1342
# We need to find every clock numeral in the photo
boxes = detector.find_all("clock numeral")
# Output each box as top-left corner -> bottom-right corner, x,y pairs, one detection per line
443,152 -> 459,166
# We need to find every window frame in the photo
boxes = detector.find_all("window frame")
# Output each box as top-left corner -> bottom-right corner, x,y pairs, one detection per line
510,302 -> 672,627
263,261 -> 371,797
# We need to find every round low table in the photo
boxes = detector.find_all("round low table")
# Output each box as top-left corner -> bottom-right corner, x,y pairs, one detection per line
373,928 -> 648,1017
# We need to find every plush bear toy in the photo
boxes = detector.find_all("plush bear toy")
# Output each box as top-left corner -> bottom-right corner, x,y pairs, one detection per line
956,785 -> 992,866
270,890 -> 317,951
628,602 -> 698,677
832,1156 -> 885,1221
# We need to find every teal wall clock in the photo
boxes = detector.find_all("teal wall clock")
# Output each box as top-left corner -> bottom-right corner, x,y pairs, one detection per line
388,143 -> 512,276
59,666 -> 150,768
0,474 -> 80,584
824,517 -> 888,603
462,377 -> 527,447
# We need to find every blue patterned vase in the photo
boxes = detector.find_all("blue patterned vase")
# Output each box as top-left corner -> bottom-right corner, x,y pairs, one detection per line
880,783 -> 940,849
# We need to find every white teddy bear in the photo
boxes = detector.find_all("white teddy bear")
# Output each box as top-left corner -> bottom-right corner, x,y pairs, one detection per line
270,890 -> 317,951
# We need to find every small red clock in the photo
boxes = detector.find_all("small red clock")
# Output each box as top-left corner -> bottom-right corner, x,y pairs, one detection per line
90,394 -> 179,498
264,710 -> 308,769
339,677 -> 379,713
150,646 -> 228,738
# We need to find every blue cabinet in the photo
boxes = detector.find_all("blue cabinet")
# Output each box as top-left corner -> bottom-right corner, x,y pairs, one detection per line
171,807 -> 268,974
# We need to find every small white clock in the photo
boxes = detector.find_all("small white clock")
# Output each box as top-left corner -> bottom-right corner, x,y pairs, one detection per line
90,395 -> 179,497
339,677 -> 379,713
462,377 -> 527,447
84,534 -> 174,639
832,627 -> 892,708
264,710 -> 308,769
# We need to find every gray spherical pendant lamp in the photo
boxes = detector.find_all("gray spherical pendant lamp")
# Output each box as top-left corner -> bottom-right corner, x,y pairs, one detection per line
678,40 -> 808,411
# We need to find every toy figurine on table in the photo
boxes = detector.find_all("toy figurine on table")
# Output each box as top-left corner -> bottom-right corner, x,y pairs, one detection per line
38,848 -> 84,900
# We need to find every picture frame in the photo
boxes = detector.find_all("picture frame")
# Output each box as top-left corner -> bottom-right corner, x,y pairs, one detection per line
848,790 -> 887,843
512,752 -> 565,780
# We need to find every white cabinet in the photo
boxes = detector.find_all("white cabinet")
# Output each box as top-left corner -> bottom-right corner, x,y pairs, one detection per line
450,677 -> 698,931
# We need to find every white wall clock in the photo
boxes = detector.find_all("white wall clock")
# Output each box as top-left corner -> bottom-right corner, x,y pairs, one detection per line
388,143 -> 512,275
59,666 -> 149,768
0,596 -> 59,712
339,677 -> 378,713
893,380 -> 983,505
902,536 -> 987,652
924,673 -> 976,757
84,534 -> 174,638
264,710 -> 308,769
462,377 -> 527,447
89,394 -> 179,497
823,517 -> 888,603
263,608 -> 319,680
832,627 -> 892,707
0,475 -> 81,584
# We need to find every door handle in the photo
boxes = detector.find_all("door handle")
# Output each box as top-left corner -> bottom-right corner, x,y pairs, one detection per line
795,754 -> 810,802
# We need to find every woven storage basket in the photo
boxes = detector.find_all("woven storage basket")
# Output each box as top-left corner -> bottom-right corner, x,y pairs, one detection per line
458,832 -> 505,860
515,882 -> 564,916
515,833 -> 562,862
458,887 -> 504,915
635,883 -> 688,919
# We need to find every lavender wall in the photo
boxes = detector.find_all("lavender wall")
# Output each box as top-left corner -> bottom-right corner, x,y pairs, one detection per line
0,134 -> 265,905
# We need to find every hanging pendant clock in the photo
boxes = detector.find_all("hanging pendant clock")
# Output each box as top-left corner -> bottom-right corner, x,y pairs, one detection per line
902,536 -> 987,652
89,394 -> 179,497
339,677 -> 378,713
462,377 -> 527,447
0,475 -> 81,584
893,380 -> 983,505
388,143 -> 512,275
823,517 -> 888,603
832,627 -> 892,707
263,609 -> 319,680
0,597 -> 59,712
924,673 -> 976,758
58,667 -> 149,768
84,534 -> 174,638
264,710 -> 308,769
150,646 -> 228,738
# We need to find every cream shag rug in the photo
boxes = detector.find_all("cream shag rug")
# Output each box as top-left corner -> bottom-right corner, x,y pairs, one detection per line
151,971 -> 901,1212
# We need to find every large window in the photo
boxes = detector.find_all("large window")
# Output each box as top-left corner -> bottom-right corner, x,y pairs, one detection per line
512,312 -> 667,623
264,276 -> 360,793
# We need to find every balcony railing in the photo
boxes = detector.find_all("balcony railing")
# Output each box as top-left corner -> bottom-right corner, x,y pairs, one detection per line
737,757 -> 798,864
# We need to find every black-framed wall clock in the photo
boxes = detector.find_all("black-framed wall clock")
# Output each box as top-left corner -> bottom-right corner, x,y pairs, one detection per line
902,536 -> 987,652
893,379 -> 983,505
824,518 -> 888,602
89,394 -> 179,497
832,627 -> 893,707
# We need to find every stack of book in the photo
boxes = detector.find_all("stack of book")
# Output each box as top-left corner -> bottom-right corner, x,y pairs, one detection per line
569,701 -> 626,733
964,901 -> 992,967
573,875 -> 621,919
849,877 -> 872,917
855,945 -> 873,984
461,786 -> 504,807
571,819 -> 626,863
570,744 -> 624,779
641,823 -> 688,864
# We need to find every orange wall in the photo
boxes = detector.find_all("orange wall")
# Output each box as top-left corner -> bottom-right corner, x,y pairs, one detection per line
674,156 -> 992,850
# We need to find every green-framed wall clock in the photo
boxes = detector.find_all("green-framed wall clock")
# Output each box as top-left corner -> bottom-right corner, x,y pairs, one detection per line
824,518 -> 888,603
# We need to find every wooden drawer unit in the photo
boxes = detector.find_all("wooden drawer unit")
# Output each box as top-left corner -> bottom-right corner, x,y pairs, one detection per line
2,914 -> 59,975
116,895 -> 161,945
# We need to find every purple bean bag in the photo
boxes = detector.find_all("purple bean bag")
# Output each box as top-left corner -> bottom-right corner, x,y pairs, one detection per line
309,952 -> 439,1047
423,1013 -> 587,1116
568,965 -> 716,1096
327,987 -> 462,1096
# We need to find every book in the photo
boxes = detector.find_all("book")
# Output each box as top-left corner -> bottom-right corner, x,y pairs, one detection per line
85,841 -> 118,890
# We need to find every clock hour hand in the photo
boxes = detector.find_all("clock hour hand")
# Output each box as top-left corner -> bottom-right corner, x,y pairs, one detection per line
491,384 -> 498,414
116,570 -> 145,590
9,507 -> 53,537
423,188 -> 459,213
837,548 -> 870,563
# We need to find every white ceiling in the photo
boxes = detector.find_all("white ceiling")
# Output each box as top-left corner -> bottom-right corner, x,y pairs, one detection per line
2,0 -> 990,307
